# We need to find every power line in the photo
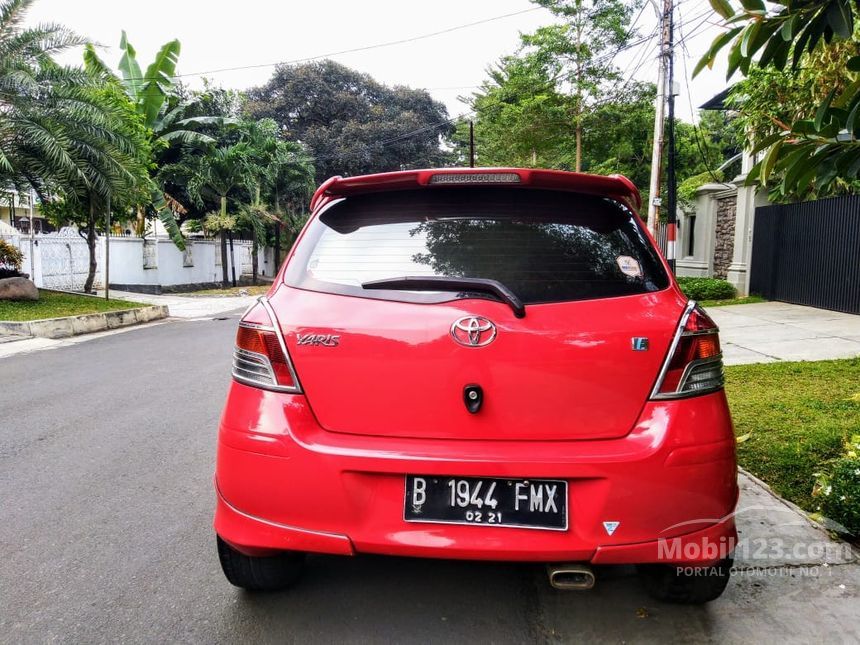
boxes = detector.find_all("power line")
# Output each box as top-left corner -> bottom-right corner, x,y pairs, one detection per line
599,29 -> 661,106
594,3 -> 714,108
676,8 -> 716,54
311,23 -> 655,161
602,0 -> 651,65
117,8 -> 543,83
677,2 -> 724,184
293,3 -> 719,168
342,22 -> 670,162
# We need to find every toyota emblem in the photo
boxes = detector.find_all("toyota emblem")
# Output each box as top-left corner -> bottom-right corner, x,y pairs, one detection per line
450,316 -> 497,347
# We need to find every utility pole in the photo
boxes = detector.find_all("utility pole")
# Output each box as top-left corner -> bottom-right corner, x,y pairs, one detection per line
646,0 -> 672,236
105,194 -> 111,300
665,1 -> 677,274
469,120 -> 475,168
28,188 -> 35,282
274,220 -> 281,270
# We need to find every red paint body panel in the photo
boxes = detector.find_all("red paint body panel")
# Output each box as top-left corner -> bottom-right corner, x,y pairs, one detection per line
215,168 -> 739,566
268,285 -> 687,441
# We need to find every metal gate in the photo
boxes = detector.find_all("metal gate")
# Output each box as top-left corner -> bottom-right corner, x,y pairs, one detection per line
749,196 -> 860,314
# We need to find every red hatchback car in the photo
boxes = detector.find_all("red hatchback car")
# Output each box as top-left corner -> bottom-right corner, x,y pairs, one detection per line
214,168 -> 738,603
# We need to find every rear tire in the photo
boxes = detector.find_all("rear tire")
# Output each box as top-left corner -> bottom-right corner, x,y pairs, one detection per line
217,536 -> 305,592
637,557 -> 733,604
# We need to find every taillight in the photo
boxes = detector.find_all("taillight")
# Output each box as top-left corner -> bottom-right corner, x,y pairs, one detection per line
232,297 -> 301,393
651,302 -> 724,399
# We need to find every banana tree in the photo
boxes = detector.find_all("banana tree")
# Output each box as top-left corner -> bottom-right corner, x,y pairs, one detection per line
83,34 -> 232,249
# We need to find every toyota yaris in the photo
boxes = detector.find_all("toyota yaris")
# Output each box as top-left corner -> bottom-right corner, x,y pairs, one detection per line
214,168 -> 738,603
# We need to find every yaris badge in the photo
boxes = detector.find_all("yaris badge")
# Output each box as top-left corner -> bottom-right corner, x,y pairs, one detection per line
450,316 -> 497,347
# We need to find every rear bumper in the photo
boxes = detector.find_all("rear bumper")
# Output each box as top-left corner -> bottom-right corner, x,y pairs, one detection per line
215,382 -> 738,565
216,482 -> 737,565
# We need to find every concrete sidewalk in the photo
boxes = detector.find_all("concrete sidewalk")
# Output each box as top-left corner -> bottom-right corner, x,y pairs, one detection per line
98,289 -> 259,319
707,302 -> 860,365
0,289 -> 254,358
537,470 -> 859,643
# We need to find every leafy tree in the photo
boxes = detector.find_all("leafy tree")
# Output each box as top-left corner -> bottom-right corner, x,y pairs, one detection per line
154,83 -> 243,224
241,118 -> 315,269
583,82 -> 659,188
100,32 -> 223,148
40,77 -> 152,292
246,60 -> 452,183
672,110 -> 742,207
455,52 -> 572,167
460,65 -> 740,209
698,0 -> 860,200
520,0 -> 640,171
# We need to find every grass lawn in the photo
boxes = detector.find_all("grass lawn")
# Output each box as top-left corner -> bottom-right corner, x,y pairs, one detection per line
699,295 -> 766,308
725,358 -> 860,512
178,284 -> 271,297
0,290 -> 142,322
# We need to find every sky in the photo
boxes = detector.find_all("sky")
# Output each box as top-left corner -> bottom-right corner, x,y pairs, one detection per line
27,0 -> 732,125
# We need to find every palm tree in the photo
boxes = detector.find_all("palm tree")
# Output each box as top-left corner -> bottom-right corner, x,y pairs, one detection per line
180,120 -> 314,286
242,119 -> 315,271
267,140 -> 315,250
0,0 -> 117,193
0,0 -> 152,292
187,143 -> 252,285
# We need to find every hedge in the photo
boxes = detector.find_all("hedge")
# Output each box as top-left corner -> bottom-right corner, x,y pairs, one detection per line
676,277 -> 737,301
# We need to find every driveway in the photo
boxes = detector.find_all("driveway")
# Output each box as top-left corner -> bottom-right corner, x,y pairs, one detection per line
706,302 -> 860,365
102,289 -> 260,320
1,312 -> 858,643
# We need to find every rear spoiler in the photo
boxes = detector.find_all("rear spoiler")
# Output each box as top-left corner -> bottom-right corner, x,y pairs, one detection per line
309,168 -> 642,213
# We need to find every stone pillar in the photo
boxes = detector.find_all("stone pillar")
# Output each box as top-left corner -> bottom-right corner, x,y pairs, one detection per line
676,183 -> 735,278
726,148 -> 770,295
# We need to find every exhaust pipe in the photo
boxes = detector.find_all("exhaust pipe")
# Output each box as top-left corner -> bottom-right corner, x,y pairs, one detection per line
547,563 -> 596,591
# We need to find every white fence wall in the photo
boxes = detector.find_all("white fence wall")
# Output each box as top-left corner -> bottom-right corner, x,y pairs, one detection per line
2,227 -> 102,291
1,228 -> 275,292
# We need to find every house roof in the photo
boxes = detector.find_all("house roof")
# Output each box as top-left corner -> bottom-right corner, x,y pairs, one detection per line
700,86 -> 734,111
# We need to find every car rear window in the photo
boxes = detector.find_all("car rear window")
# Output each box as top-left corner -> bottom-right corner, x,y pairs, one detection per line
284,187 -> 669,305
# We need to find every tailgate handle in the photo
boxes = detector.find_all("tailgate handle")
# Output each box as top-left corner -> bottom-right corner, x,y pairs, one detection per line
464,384 -> 483,414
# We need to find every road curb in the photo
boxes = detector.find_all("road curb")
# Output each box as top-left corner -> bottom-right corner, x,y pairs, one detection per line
739,467 -> 860,558
0,304 -> 170,339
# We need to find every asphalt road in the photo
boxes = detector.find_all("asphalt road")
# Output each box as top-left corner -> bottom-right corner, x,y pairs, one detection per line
1,315 -> 858,644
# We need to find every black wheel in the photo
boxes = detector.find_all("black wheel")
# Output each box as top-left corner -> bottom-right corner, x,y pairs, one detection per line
637,557 -> 733,604
217,536 -> 305,592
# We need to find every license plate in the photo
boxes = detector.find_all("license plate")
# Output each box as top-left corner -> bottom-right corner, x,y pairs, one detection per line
404,475 -> 568,531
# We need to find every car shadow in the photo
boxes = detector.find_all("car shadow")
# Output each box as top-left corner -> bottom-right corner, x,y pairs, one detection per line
217,555 -> 723,644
